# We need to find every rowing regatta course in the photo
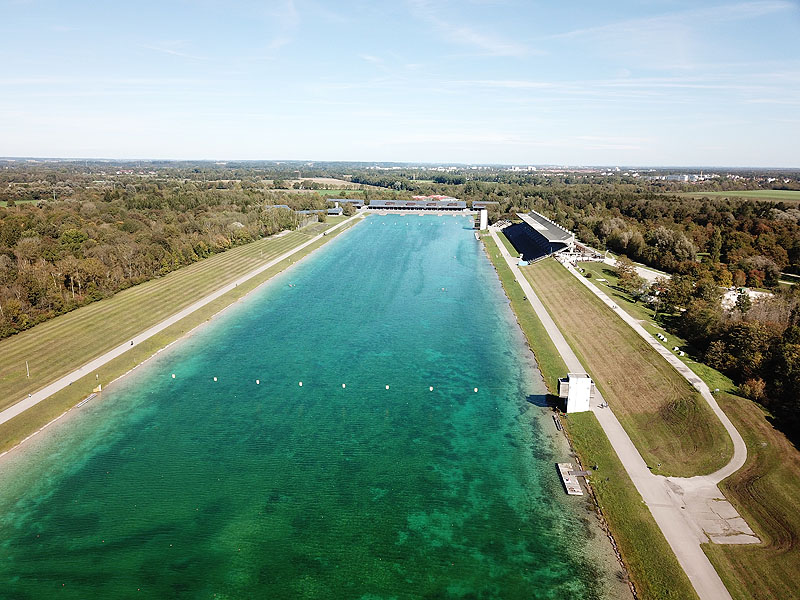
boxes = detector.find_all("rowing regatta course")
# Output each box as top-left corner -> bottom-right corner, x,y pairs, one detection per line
0,215 -> 625,598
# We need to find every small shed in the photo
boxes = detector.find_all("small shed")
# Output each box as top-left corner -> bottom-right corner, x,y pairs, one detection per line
558,372 -> 595,413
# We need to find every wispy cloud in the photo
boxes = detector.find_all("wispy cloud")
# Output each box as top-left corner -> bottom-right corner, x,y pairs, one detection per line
359,54 -> 384,65
544,1 -> 797,69
263,0 -> 299,51
407,0 -> 532,57
141,41 -> 208,61
550,1 -> 796,40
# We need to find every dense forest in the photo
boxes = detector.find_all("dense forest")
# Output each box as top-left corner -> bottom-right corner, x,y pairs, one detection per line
0,169 -> 366,338
3,160 -> 800,440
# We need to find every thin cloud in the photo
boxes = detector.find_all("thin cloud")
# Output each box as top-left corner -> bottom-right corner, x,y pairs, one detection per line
407,0 -> 532,57
549,1 -> 795,40
141,41 -> 208,61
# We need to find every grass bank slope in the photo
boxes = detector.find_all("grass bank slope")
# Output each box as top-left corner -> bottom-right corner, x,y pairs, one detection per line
521,258 -> 731,477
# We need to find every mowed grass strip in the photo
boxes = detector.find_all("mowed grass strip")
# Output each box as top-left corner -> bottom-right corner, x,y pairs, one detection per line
703,393 -> 800,600
0,224 -> 337,410
521,259 -> 732,476
497,230 -> 520,258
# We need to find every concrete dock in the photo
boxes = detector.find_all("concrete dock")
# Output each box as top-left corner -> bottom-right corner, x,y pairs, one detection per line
557,462 -> 584,496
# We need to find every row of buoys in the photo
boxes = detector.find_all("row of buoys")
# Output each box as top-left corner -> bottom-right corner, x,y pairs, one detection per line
170,374 -> 479,393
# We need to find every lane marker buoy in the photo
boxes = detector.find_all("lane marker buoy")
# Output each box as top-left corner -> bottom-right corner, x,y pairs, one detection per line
342,383 -> 346,388
429,386 -> 434,391
171,374 -> 175,379
299,381 -> 303,387
256,380 -> 260,385
385,385 -> 390,390
474,388 -> 478,392
213,377 -> 217,382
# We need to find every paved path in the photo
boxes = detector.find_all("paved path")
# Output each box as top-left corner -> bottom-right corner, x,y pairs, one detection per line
602,255 -> 668,283
487,227 -> 754,600
0,214 -> 364,428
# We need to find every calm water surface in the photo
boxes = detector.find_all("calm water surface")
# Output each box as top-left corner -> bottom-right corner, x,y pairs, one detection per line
0,216 -> 610,599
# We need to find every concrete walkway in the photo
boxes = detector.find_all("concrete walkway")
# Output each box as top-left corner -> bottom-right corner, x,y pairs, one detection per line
0,214 -> 364,429
487,227 -> 756,600
602,255 -> 668,283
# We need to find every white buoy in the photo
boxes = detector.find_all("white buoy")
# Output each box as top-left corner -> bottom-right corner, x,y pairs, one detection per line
429,386 -> 434,391
385,385 -> 390,390
474,388 -> 478,393
171,374 -> 175,379
299,381 -> 303,386
256,380 -> 260,385
342,383 -> 346,388
213,377 -> 217,382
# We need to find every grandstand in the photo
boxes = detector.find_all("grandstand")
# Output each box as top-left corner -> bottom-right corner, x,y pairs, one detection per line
502,211 -> 575,261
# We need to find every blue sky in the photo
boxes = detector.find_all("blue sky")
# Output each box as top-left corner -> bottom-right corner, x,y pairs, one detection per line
1,0 -> 799,166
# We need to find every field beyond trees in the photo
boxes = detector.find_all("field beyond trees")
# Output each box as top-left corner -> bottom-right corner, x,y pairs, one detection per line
678,190 -> 800,203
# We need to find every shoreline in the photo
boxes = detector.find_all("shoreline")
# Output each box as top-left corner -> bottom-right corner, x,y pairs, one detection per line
477,231 -> 634,600
0,215 -> 364,463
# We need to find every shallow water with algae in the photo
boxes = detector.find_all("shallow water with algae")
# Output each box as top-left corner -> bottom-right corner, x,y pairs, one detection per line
0,216 -> 616,599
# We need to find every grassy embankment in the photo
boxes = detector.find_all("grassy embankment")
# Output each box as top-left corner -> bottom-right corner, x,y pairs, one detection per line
560,258 -> 800,598
521,259 -> 732,477
0,219 -> 359,453
497,230 -> 520,258
482,235 -> 698,600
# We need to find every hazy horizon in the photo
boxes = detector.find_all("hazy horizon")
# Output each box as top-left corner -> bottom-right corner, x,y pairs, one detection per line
3,156 -> 799,170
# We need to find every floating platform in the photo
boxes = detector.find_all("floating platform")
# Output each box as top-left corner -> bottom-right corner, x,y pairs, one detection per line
557,462 -> 584,496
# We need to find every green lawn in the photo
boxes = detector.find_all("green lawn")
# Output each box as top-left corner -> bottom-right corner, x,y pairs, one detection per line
579,255 -> 800,598
497,230 -> 520,258
0,220 -> 357,431
600,250 -> 670,277
522,259 -> 733,477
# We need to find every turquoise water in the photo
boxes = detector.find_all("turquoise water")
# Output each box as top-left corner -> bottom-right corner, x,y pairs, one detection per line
0,216 -> 609,599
